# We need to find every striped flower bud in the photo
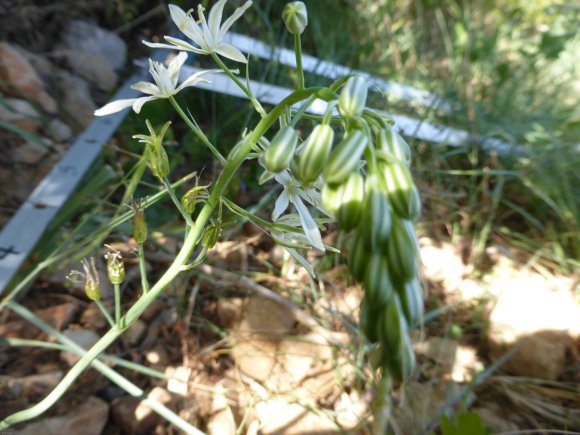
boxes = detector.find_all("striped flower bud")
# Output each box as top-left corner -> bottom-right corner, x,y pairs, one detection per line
336,171 -> 365,231
202,219 -> 221,249
323,130 -> 368,185
377,127 -> 412,164
360,177 -> 392,249
181,184 -> 210,215
338,76 -> 368,118
150,144 -> 169,178
297,124 -> 334,184
282,1 -> 308,35
384,217 -> 419,285
264,126 -> 298,173
364,252 -> 394,308
380,160 -> 421,220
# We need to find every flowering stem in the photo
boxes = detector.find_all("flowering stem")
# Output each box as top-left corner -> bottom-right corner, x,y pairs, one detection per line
210,53 -> 267,118
95,300 -> 115,328
294,33 -> 305,90
169,97 -> 227,165
161,177 -> 195,228
137,243 -> 149,294
0,87 -> 329,432
114,283 -> 122,327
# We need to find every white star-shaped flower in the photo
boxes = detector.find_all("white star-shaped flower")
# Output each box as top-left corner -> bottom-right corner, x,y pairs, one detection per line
144,1 -> 252,63
94,52 -> 218,116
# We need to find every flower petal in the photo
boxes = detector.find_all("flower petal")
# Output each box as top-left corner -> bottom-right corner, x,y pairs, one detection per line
168,4 -> 205,47
94,98 -> 138,116
208,0 -> 227,40
131,81 -> 160,96
293,197 -> 325,251
164,36 -> 208,54
214,43 -> 247,63
175,69 -> 221,93
273,189 -> 290,220
132,96 -> 158,114
219,0 -> 253,41
168,52 -> 188,86
285,247 -> 315,277
197,4 -> 214,48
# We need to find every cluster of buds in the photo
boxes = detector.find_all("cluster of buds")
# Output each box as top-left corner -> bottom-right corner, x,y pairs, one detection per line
259,75 -> 423,382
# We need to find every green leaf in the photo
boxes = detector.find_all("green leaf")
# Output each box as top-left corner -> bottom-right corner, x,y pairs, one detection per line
439,415 -> 458,435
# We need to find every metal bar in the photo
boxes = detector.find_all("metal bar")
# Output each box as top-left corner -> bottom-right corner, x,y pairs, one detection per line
0,67 -> 148,294
223,32 -> 453,112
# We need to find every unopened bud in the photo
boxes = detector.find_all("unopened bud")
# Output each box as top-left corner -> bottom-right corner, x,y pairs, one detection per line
201,220 -> 221,249
131,199 -> 148,244
282,2 -> 308,35
181,184 -> 210,214
149,144 -> 169,178
338,76 -> 368,118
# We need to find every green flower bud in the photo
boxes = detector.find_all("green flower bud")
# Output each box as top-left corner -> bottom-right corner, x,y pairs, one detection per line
336,171 -> 365,232
105,250 -> 125,285
338,76 -> 368,118
264,126 -> 298,173
282,1 -> 308,35
297,124 -> 334,184
181,184 -> 210,215
131,199 -> 148,244
149,144 -> 169,178
202,219 -> 222,249
81,258 -> 101,301
323,130 -> 368,185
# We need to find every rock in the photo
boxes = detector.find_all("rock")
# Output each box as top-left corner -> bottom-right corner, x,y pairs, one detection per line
60,328 -> 100,366
334,391 -> 368,430
55,49 -> 117,91
121,319 -> 147,348
415,338 -> 481,383
61,20 -> 127,70
79,302 -> 109,330
111,387 -> 174,435
0,42 -> 56,113
206,381 -> 237,435
47,118 -> 73,142
17,396 -> 109,435
419,238 -> 466,290
216,297 -> 245,328
166,365 -> 192,397
13,140 -> 50,165
0,98 -> 40,122
1,371 -> 63,399
488,282 -> 579,380
256,399 -> 337,434
145,343 -> 170,370
54,70 -> 97,128
36,302 -> 79,332
14,45 -> 57,81
230,297 -> 296,382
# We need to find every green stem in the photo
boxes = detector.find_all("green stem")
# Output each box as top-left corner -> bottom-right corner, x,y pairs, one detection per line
0,87 -> 327,431
161,177 -> 195,228
95,299 -> 115,328
137,243 -> 149,294
169,96 -> 226,165
114,283 -> 122,327
294,33 -> 305,90
2,302 -> 202,435
210,53 -> 267,118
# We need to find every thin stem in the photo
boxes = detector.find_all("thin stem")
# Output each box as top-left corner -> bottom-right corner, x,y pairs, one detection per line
161,177 -> 195,228
0,87 -> 328,431
95,299 -> 115,328
114,283 -> 122,327
3,302 -> 202,435
137,243 -> 149,294
169,96 -> 226,165
210,53 -> 266,118
294,33 -> 305,90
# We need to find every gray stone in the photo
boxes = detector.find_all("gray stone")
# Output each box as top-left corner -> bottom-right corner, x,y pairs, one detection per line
54,70 -> 97,128
13,140 -> 50,165
61,20 -> 127,70
60,328 -> 100,366
47,118 -> 73,142
55,49 -> 117,91
111,387 -> 174,435
121,319 -> 147,348
0,98 -> 39,122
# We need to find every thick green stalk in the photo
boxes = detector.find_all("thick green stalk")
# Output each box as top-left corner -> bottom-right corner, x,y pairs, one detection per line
0,87 -> 326,431
210,53 -> 267,118
169,97 -> 226,165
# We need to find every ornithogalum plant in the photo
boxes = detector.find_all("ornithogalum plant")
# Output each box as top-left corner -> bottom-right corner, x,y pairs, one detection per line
0,2 -> 423,433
